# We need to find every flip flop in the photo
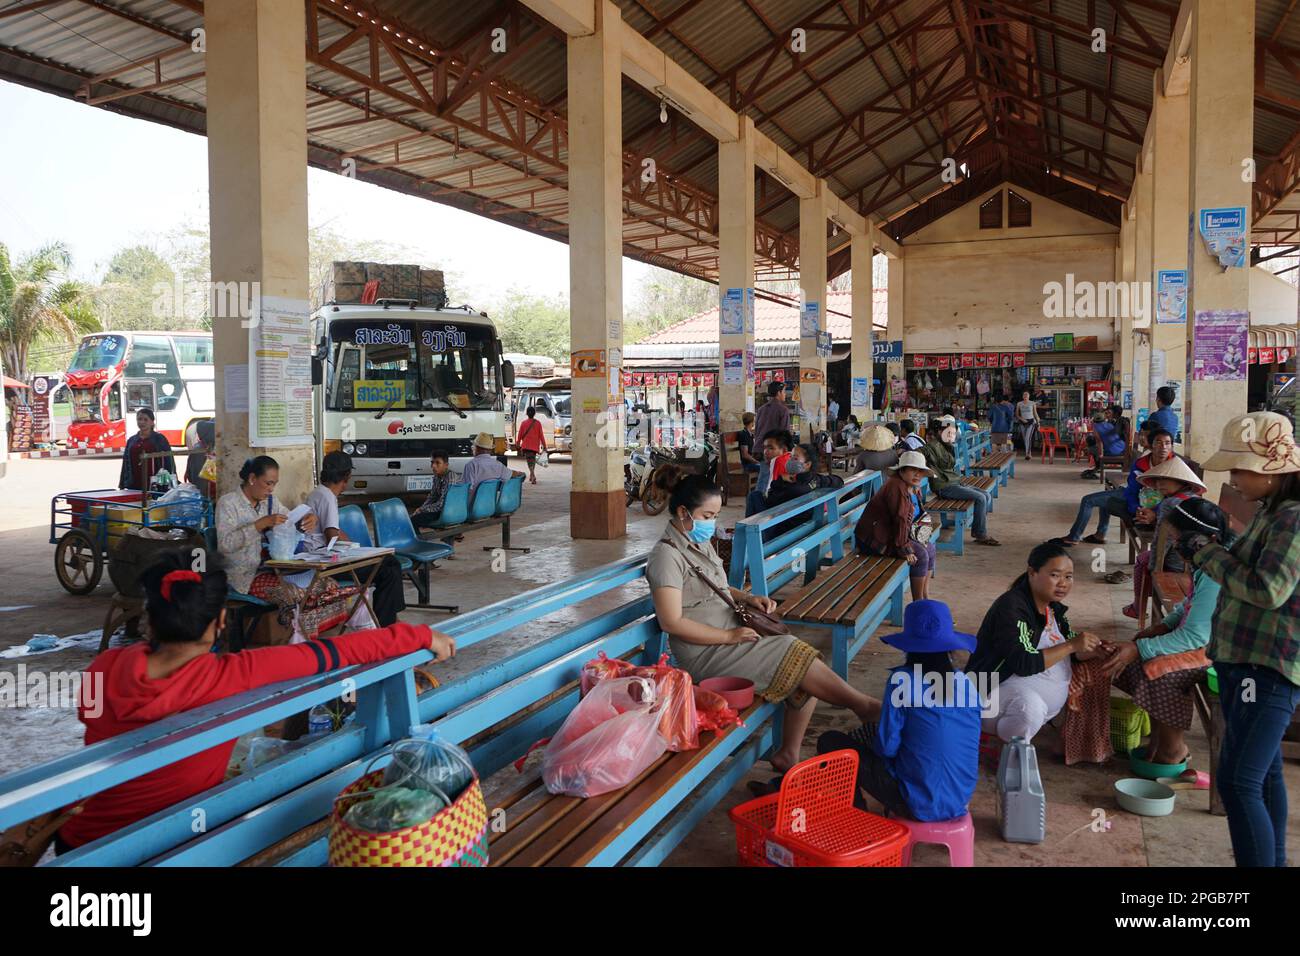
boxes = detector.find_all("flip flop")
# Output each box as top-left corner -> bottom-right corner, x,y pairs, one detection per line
1157,769 -> 1208,791
1050,537 -> 1080,546
974,536 -> 1002,546
1082,533 -> 1107,544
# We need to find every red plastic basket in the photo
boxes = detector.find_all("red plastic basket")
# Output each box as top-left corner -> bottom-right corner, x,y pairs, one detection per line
729,750 -> 910,867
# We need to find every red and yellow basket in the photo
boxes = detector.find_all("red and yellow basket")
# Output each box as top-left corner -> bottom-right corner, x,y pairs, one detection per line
327,769 -> 490,867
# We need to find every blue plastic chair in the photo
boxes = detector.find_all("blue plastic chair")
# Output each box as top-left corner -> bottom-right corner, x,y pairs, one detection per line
468,479 -> 501,523
339,504 -> 412,572
424,482 -> 470,530
495,474 -> 524,517
203,526 -> 272,651
371,498 -> 457,613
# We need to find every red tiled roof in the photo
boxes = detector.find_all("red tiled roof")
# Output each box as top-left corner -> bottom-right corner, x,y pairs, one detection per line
636,290 -> 887,345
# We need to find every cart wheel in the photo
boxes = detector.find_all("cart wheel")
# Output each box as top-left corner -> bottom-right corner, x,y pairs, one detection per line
641,484 -> 668,516
55,529 -> 103,595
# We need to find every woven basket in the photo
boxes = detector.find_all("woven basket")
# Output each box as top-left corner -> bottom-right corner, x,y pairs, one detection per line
327,769 -> 490,867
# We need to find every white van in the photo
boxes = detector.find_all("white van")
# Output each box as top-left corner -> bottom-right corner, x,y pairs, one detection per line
509,378 -> 572,455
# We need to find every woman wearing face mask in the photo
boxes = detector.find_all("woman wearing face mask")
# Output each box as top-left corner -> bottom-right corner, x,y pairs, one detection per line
1180,412 -> 1300,867
965,542 -> 1104,747
647,469 -> 882,779
922,417 -> 1000,546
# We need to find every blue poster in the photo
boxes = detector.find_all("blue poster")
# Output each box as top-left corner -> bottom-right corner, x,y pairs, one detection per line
745,287 -> 755,334
1198,207 -> 1247,269
872,339 -> 903,360
800,301 -> 820,338
816,331 -> 832,358
851,377 -> 869,408
720,288 -> 744,335
1155,269 -> 1187,325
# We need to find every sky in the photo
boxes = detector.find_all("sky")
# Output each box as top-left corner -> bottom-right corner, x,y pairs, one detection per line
0,79 -> 655,306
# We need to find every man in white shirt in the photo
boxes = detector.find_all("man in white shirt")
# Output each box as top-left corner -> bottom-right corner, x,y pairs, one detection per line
827,396 -> 840,427
304,451 -> 407,627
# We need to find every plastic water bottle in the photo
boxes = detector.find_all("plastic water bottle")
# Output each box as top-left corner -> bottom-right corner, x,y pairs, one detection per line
308,704 -> 334,736
996,736 -> 1046,843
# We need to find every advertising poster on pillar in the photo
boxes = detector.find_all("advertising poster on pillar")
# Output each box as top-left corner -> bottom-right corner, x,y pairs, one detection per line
1192,310 -> 1249,381
720,288 -> 744,335
800,301 -> 820,338
1198,207 -> 1248,270
723,348 -> 744,385
851,377 -> 869,408
1155,270 -> 1188,324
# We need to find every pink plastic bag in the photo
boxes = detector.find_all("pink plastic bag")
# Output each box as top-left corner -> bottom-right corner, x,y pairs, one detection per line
542,677 -> 667,797
579,651 -> 638,696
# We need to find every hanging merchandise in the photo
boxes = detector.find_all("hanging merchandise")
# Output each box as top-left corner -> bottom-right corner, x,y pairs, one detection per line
977,372 -> 990,395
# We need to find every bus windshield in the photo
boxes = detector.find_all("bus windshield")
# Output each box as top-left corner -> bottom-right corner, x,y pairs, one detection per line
70,334 -> 127,372
326,318 -> 502,413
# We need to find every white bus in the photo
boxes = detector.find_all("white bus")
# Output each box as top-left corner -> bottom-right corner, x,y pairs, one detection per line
63,331 -> 215,448
313,300 -> 515,496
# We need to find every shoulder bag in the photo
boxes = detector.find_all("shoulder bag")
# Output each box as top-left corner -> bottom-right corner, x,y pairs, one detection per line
660,536 -> 790,637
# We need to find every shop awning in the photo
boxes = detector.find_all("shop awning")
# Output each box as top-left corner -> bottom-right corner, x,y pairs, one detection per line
1248,326 -> 1296,349
3,375 -> 30,390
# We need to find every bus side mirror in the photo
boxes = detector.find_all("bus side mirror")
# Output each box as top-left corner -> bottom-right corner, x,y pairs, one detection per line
501,360 -> 515,390
311,357 -> 323,386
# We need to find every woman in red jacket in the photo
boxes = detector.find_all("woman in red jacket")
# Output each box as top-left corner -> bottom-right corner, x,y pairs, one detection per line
516,405 -> 548,484
56,550 -> 456,853
854,450 -> 937,601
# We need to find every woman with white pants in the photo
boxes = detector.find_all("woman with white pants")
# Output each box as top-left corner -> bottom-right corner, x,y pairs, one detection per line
964,542 -> 1103,742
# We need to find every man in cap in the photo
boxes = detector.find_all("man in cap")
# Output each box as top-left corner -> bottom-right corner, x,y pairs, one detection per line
460,431 -> 518,495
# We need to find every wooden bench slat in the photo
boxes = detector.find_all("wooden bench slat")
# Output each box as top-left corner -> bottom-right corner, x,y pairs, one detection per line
925,497 -> 974,513
839,558 -> 908,624
785,556 -> 880,623
813,556 -> 899,625
778,554 -> 865,619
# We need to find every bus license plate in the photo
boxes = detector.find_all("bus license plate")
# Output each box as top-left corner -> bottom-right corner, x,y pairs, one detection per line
405,476 -> 433,492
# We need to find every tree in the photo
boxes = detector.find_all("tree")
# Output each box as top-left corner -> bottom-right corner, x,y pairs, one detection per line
624,266 -> 714,342
94,245 -> 178,331
0,242 -> 99,380
491,287 -> 570,360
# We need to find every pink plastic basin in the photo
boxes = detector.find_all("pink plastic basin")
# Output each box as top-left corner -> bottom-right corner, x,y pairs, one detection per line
700,676 -> 755,710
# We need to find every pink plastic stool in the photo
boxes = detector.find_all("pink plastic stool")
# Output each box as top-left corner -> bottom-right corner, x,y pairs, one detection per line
897,811 -> 975,867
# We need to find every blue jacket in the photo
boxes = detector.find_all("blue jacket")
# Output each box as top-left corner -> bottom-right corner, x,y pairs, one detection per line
1146,406 -> 1179,438
1094,420 -> 1126,457
1122,454 -> 1151,517
877,664 -> 982,821
988,402 -> 1013,432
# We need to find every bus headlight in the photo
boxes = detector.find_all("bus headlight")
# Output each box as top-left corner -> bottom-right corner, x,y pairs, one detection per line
354,443 -> 367,456
342,442 -> 355,455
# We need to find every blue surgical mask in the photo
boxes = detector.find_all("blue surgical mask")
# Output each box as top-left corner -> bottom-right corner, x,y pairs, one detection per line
785,458 -> 808,475
686,517 -> 716,543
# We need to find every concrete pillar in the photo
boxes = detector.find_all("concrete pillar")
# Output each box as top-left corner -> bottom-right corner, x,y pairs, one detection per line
1118,205 -> 1137,412
1149,81 -> 1190,439
207,0 -> 312,501
717,115 -> 756,434
567,0 -> 625,539
799,183 -> 828,435
1132,156 -> 1154,415
1186,0 -> 1253,497
849,228 -> 874,422
886,254 -> 905,415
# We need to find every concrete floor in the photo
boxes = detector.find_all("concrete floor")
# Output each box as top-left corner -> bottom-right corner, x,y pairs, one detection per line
1,452 -> 1296,865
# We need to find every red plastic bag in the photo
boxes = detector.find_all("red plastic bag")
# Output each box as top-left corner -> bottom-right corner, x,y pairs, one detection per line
693,686 -> 742,736
542,677 -> 667,797
632,654 -> 699,752
579,651 -> 638,696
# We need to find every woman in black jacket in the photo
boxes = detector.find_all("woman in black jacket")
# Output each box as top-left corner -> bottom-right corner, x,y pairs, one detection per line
965,542 -> 1103,743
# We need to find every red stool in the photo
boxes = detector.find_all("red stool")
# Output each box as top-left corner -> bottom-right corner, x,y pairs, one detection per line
1038,426 -> 1067,463
896,810 -> 975,867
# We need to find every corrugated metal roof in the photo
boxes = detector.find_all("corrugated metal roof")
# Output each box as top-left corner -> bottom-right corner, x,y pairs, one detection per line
633,289 -> 887,347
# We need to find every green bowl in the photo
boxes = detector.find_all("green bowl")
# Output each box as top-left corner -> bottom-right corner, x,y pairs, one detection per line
1114,778 -> 1177,817
1129,746 -> 1188,781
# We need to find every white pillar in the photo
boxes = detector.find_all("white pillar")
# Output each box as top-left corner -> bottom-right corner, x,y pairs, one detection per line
799,183 -> 828,437
207,0 -> 312,501
1149,79 -> 1190,441
1185,0 -> 1253,498
886,254 -> 906,415
567,0 -> 625,539
1132,157 -> 1154,415
850,229 -> 874,422
717,115 -> 756,434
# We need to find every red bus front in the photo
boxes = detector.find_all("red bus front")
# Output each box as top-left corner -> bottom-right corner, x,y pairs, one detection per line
66,334 -> 128,448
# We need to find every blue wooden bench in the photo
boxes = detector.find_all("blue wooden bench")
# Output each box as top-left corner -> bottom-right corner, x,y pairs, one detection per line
728,470 -> 908,677
964,429 -> 1016,487
0,556 -> 779,868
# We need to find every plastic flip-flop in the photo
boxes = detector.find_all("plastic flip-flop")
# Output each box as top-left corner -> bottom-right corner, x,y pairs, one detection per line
1157,769 -> 1209,791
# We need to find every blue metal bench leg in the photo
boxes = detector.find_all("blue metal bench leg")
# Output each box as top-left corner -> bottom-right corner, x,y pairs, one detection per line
831,624 -> 851,678
889,583 -> 904,626
405,562 -> 459,614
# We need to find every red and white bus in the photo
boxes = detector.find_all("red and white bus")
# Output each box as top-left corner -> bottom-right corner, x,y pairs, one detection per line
65,331 -> 214,448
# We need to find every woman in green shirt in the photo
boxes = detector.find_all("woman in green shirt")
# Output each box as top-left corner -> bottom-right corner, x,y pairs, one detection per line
1181,412 -> 1300,867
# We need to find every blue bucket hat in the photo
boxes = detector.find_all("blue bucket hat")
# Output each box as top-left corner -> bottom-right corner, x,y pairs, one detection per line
882,599 -> 977,654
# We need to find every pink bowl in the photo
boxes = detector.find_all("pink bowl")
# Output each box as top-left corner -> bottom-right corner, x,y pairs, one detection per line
700,676 -> 755,710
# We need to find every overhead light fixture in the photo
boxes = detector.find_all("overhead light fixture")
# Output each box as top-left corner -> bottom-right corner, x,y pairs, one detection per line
653,87 -> 692,122
659,95 -> 668,124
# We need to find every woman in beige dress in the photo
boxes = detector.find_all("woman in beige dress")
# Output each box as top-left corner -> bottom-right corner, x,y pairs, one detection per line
646,469 -> 881,777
